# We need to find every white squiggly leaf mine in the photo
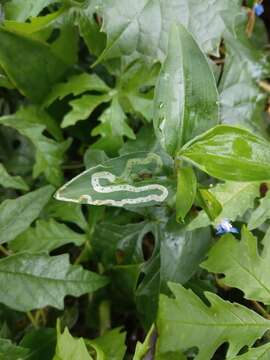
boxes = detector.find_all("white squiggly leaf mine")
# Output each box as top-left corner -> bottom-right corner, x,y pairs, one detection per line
55,152 -> 170,207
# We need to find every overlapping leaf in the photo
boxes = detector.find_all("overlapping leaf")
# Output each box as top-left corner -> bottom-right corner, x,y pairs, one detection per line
188,181 -> 260,230
179,125 -> 270,181
55,152 -> 173,208
0,107 -> 70,186
97,0 -> 241,62
53,324 -> 92,360
0,185 -> 54,244
0,252 -> 108,311
9,219 -> 86,253
156,283 -> 270,360
229,343 -> 270,359
248,191 -> 270,230
202,227 -> 270,305
0,27 -> 68,103
154,23 -> 219,155
0,163 -> 29,191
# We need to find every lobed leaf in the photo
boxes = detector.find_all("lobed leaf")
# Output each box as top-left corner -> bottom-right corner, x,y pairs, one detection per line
0,252 -> 108,311
53,323 -> 92,360
156,283 -> 270,360
0,163 -> 29,191
9,219 -> 86,253
228,342 -> 270,359
97,0 -> 241,62
202,227 -> 270,305
248,191 -> 270,230
0,108 -> 71,186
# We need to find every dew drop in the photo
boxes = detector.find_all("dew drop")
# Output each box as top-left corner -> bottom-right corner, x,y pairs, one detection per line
159,102 -> 164,109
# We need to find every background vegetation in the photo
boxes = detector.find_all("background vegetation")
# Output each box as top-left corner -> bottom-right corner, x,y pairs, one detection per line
1,0 -> 270,359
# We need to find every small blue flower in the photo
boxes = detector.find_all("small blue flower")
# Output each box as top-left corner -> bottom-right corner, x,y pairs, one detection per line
216,219 -> 239,236
254,3 -> 264,16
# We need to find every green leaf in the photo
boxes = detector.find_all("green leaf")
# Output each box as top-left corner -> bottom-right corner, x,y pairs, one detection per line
4,0 -> 55,21
197,188 -> 222,222
92,96 -> 135,152
86,328 -> 127,360
156,283 -> 270,360
0,185 -> 54,244
44,73 -> 110,107
44,199 -> 88,231
62,94 -> 111,128
248,191 -> 270,230
176,167 -> 197,222
0,252 -> 108,311
97,0 -> 240,63
55,152 -> 173,208
136,218 -> 212,327
0,27 -> 68,103
84,148 -> 108,169
220,14 -> 267,130
133,325 -> 156,360
0,163 -> 29,191
160,218 -> 212,289
154,23 -> 219,155
188,181 -> 260,230
179,125 -> 270,181
9,219 -> 86,253
0,108 -> 71,186
117,60 -> 159,122
0,338 -> 29,360
53,323 -> 92,360
202,227 -> 270,305
92,221 -> 150,267
228,343 -> 270,359
20,328 -> 56,360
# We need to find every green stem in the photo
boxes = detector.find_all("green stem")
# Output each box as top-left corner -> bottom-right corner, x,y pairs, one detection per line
26,311 -> 38,329
99,300 -> 111,336
0,245 -> 11,257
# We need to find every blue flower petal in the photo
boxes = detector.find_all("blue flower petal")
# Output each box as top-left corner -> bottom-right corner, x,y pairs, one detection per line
254,3 -> 264,16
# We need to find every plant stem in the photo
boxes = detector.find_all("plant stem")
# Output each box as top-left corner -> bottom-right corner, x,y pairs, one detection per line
251,301 -> 270,320
26,311 -> 38,329
99,300 -> 111,336
62,163 -> 85,170
0,245 -> 11,257
35,309 -> 47,326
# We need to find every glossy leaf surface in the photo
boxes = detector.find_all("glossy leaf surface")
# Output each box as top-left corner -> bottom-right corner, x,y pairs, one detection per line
55,152 -> 173,208
179,125 -> 270,181
188,181 -> 260,230
154,24 -> 219,155
176,167 -> 197,221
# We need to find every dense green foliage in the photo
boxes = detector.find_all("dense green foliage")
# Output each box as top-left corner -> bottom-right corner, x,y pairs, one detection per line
1,0 -> 270,359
